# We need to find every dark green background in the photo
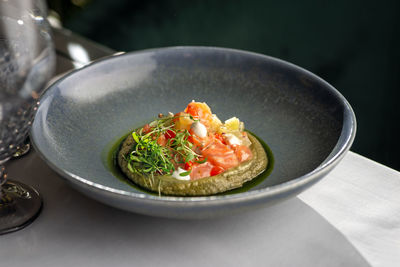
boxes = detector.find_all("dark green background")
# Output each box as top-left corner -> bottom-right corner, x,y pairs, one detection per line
49,0 -> 399,170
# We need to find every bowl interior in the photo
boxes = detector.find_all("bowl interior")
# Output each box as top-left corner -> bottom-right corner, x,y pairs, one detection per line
32,47 -> 348,197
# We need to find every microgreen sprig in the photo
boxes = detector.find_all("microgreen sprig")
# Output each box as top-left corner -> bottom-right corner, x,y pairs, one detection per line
127,132 -> 175,176
126,114 -> 205,178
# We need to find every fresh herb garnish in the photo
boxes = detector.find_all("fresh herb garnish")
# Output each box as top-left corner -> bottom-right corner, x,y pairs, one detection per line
127,132 -> 175,176
195,157 -> 208,164
126,114 -> 204,177
179,170 -> 192,177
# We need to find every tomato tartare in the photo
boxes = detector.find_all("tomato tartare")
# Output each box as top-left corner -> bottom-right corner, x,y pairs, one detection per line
118,101 -> 267,196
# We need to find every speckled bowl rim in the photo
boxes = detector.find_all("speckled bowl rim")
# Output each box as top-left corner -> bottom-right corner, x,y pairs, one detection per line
31,46 -> 356,204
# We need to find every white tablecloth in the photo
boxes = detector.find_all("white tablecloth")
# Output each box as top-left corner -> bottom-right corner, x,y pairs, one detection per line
1,151 -> 399,267
299,152 -> 400,267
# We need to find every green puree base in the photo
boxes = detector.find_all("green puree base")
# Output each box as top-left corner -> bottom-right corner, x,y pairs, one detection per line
107,131 -> 273,196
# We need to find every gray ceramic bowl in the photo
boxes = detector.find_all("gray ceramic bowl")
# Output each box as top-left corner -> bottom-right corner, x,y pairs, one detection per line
31,47 -> 356,218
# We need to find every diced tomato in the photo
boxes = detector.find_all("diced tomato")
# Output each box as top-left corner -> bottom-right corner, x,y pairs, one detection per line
201,139 -> 239,170
190,162 -> 215,180
142,124 -> 152,134
210,166 -> 224,176
214,133 -> 226,145
184,102 -> 213,128
234,145 -> 252,163
187,134 -> 194,144
185,102 -> 211,118
156,134 -> 167,146
165,130 -> 176,140
184,161 -> 194,170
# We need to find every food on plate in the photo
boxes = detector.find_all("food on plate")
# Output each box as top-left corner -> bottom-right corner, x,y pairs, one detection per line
117,101 -> 268,196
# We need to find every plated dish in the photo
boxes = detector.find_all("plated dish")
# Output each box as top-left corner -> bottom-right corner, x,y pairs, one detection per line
117,101 -> 268,196
31,46 -> 356,218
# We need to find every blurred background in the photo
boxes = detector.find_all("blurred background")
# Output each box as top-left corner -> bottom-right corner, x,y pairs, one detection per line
47,0 -> 399,170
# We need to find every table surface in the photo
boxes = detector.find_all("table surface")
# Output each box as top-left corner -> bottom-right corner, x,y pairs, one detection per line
1,28 -> 399,267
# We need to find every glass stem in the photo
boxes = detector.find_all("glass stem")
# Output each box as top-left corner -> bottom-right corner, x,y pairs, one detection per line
0,165 -> 7,201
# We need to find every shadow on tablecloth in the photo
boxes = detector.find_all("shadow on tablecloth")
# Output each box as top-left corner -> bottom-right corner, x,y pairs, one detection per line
2,152 -> 371,267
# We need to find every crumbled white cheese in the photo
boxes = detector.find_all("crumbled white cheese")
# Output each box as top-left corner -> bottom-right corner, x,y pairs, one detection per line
191,121 -> 207,138
224,133 -> 242,146
171,167 -> 191,180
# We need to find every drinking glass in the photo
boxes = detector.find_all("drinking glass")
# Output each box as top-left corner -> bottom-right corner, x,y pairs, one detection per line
0,0 -> 55,234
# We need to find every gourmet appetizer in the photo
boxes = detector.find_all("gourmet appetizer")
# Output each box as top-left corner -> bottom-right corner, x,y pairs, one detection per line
118,101 -> 267,196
